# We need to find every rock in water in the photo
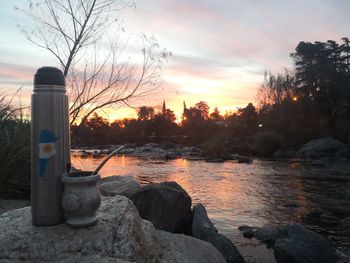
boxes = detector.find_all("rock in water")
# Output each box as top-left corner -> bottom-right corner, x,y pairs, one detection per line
156,231 -> 226,263
119,148 -> 135,154
130,181 -> 192,233
297,137 -> 344,158
192,203 -> 245,263
253,224 -> 337,263
165,152 -> 177,160
0,196 -> 226,263
98,175 -> 141,197
132,145 -> 167,158
231,154 -> 252,163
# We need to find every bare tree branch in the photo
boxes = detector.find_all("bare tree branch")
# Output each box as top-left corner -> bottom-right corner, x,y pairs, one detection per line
17,0 -> 170,127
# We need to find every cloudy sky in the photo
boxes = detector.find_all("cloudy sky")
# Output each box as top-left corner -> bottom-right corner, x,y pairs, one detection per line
1,0 -> 350,120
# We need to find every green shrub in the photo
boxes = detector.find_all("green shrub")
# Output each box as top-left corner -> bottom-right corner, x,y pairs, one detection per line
0,101 -> 30,199
252,131 -> 281,157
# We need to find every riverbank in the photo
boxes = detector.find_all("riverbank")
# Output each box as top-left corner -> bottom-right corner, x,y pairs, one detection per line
73,137 -> 350,165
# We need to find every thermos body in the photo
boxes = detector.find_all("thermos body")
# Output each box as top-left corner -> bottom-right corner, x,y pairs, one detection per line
31,67 -> 70,226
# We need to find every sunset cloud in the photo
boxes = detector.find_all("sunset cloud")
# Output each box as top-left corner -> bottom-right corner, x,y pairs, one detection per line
0,63 -> 34,85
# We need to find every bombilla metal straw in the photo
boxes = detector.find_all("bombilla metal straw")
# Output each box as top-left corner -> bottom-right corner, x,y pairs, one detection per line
93,145 -> 125,175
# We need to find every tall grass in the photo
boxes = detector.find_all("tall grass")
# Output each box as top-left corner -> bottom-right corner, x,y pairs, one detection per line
0,96 -> 30,199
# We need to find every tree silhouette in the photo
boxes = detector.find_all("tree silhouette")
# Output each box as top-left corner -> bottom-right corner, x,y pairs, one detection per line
210,107 -> 223,121
164,109 -> 176,122
138,106 -> 155,121
85,112 -> 110,130
290,39 -> 350,136
256,70 -> 296,107
195,101 -> 209,119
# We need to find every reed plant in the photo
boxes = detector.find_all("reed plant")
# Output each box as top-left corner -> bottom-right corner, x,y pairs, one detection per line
0,96 -> 30,199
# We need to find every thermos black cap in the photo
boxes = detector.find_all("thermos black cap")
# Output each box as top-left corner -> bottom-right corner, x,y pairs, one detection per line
34,66 -> 65,86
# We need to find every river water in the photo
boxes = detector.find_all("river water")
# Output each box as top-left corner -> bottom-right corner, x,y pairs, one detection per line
72,154 -> 350,260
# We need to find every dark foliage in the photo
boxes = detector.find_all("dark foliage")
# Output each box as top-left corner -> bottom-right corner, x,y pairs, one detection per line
0,100 -> 30,199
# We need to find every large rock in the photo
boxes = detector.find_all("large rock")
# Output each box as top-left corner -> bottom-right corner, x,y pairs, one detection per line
181,147 -> 201,157
130,181 -> 192,233
156,230 -> 226,263
297,137 -> 345,158
98,175 -> 141,197
242,224 -> 337,263
192,204 -> 245,263
0,196 -> 160,262
0,196 -> 226,263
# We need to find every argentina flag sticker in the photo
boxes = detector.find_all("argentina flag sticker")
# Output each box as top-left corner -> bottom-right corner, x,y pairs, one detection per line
38,129 -> 59,177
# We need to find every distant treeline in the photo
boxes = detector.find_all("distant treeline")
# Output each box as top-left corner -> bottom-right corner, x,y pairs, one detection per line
73,38 -> 350,156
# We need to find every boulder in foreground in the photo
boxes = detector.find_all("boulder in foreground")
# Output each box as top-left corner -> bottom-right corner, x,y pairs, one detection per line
130,181 -> 192,233
0,195 -> 226,263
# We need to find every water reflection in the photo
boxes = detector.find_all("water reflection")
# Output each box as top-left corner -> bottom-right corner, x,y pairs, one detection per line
72,154 -> 350,256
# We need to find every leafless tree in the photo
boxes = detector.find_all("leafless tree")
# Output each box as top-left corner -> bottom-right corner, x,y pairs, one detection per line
256,70 -> 296,109
17,0 -> 170,125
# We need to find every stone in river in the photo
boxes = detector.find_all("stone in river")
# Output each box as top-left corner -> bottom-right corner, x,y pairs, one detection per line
192,203 -> 245,263
129,181 -> 192,233
250,224 -> 337,263
297,137 -> 344,159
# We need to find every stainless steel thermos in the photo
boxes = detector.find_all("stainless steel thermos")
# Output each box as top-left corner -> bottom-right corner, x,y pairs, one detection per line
31,66 -> 70,226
